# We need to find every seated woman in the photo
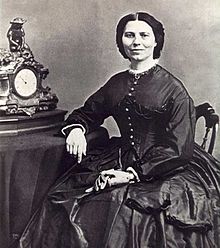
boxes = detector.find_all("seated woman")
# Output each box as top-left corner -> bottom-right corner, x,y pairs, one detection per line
19,12 -> 220,248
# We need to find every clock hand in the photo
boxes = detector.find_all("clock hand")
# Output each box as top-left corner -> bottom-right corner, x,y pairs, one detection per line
19,76 -> 28,84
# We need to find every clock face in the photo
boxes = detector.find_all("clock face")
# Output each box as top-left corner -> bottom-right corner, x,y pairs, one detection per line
14,68 -> 38,98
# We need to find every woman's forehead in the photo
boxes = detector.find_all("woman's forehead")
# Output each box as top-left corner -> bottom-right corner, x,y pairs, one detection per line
124,20 -> 154,33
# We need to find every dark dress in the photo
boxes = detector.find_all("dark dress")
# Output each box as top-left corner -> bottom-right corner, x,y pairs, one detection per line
19,65 -> 220,248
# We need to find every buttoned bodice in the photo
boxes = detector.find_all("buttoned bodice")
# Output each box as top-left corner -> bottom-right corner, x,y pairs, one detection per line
112,67 -> 175,157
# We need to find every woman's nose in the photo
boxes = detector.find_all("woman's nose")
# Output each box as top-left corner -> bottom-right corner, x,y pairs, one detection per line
133,35 -> 141,46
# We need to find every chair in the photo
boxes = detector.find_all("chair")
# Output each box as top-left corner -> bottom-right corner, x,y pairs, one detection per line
195,102 -> 219,154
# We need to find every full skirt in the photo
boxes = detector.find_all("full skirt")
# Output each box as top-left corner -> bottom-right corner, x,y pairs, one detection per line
19,140 -> 220,248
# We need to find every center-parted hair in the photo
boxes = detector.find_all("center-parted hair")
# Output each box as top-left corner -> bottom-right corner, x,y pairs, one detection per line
116,12 -> 165,59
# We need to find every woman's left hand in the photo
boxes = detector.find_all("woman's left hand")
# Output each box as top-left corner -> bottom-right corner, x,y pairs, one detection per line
85,169 -> 135,192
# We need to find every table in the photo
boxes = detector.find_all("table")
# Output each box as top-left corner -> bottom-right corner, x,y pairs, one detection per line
0,131 -> 68,248
0,110 -> 70,248
0,109 -> 68,136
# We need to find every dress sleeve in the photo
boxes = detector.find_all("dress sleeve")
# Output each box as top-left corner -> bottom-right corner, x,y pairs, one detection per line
62,83 -> 112,136
133,96 -> 196,181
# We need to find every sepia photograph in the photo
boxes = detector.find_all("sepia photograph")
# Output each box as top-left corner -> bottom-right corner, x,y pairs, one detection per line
0,0 -> 220,247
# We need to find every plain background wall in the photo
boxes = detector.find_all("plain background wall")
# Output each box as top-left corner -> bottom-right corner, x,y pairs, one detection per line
0,0 -> 220,158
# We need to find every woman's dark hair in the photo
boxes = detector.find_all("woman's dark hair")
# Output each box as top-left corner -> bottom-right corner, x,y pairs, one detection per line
116,12 -> 165,59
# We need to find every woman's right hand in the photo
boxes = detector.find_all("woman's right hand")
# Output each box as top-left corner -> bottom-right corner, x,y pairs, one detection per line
66,128 -> 87,163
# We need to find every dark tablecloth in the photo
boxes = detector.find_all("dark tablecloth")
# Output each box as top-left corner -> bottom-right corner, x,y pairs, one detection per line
0,131 -> 66,248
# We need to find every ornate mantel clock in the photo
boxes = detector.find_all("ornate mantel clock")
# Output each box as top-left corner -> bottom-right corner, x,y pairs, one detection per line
0,17 -> 58,116
0,18 -> 66,136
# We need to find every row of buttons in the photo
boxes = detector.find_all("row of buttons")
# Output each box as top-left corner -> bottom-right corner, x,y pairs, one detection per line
125,105 -> 135,146
125,77 -> 139,146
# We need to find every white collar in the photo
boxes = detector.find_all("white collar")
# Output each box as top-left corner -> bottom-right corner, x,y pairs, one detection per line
129,59 -> 158,74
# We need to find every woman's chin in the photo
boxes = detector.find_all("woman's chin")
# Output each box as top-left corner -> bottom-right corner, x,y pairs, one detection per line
130,56 -> 148,63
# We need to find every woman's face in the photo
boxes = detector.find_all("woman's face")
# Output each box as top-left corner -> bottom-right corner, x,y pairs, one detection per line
122,20 -> 157,62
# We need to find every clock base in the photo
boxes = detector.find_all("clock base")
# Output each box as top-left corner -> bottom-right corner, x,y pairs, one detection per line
0,109 -> 67,136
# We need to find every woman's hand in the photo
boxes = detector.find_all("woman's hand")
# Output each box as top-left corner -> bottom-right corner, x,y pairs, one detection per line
66,128 -> 87,163
102,169 -> 134,187
85,169 -> 135,192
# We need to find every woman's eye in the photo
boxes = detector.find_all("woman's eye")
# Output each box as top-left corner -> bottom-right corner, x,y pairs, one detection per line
141,33 -> 150,38
124,33 -> 134,38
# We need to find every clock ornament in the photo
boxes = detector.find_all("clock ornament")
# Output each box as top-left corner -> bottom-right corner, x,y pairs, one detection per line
0,17 -> 58,116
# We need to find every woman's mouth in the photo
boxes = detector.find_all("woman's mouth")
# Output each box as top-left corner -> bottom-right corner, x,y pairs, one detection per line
130,49 -> 145,53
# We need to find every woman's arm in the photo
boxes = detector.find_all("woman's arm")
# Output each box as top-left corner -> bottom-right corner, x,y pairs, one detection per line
62,83 -> 112,136
62,81 -> 112,162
